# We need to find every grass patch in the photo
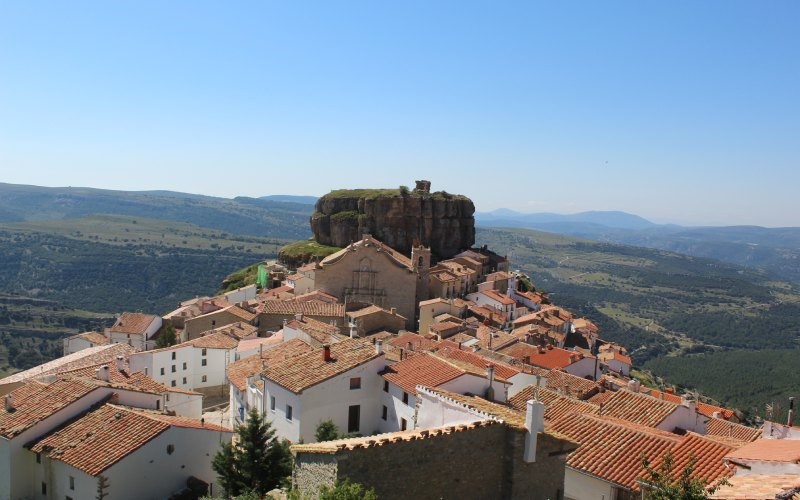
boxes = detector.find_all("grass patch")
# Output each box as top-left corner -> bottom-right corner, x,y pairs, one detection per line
279,240 -> 341,260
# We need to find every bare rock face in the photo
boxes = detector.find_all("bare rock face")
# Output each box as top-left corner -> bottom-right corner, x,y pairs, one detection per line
311,183 -> 475,260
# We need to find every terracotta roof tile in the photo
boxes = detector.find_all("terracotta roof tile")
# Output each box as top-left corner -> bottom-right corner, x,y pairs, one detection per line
199,322 -> 258,340
381,353 -> 465,394
543,369 -> 601,400
550,412 -> 681,491
705,417 -> 762,443
59,362 -> 199,396
509,387 -> 599,422
387,332 -> 438,353
286,316 -> 342,345
649,432 -> 738,487
432,345 -> 519,380
498,343 -> 589,370
263,338 -> 381,393
237,333 -> 284,354
481,290 -> 516,306
0,343 -> 136,385
725,438 -> 800,463
640,388 -> 737,421
347,304 -> 405,320
29,404 -> 231,476
597,389 -> 679,428
260,300 -> 344,317
292,290 -> 338,303
710,474 -> 800,499
109,312 -> 159,335
70,332 -> 109,345
226,339 -> 315,392
0,379 -> 99,438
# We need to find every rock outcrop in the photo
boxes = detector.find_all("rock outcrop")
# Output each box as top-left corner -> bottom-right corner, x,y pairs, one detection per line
311,182 -> 475,260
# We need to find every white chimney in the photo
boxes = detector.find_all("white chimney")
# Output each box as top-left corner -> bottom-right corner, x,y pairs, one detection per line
680,394 -> 696,414
788,397 -> 795,427
349,321 -> 356,339
523,399 -> 545,463
96,365 -> 110,382
712,411 -> 722,419
295,313 -> 303,322
486,364 -> 496,401
390,307 -> 397,315
115,355 -> 125,372
627,379 -> 641,393
375,339 -> 384,355
4,394 -> 13,412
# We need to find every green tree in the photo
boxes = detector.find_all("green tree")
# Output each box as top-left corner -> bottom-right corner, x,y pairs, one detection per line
638,451 -> 728,499
212,409 -> 292,496
155,323 -> 177,349
315,420 -> 340,442
319,480 -> 378,500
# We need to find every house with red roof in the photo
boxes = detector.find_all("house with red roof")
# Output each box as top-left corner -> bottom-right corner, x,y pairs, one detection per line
498,343 -> 601,380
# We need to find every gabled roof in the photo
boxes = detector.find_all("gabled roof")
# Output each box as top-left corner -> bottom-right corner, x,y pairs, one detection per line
0,379 -> 99,439
725,439 -> 800,464
0,343 -> 136,385
109,312 -> 159,335
640,388 -> 736,421
29,404 -> 230,476
432,344 -> 520,380
260,300 -> 344,317
705,417 -> 761,443
498,343 -> 589,370
597,389 -> 678,428
320,235 -> 413,270
649,432 -> 738,487
550,412 -> 681,491
226,339 -> 315,392
199,321 -> 259,340
262,338 -> 381,394
347,304 -> 406,321
292,290 -> 338,303
236,333 -> 284,354
381,353 -> 466,394
710,474 -> 800,499
542,369 -> 601,400
480,290 -> 515,306
388,332 -> 438,353
508,387 -> 599,422
286,316 -> 342,345
68,331 -> 109,345
59,362 -> 199,396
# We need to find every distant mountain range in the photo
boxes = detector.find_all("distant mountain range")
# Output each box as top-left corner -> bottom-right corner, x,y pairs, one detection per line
260,195 -> 318,205
476,210 -> 800,283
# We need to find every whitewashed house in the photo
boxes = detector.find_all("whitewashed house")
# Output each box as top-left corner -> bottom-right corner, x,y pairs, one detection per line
106,312 -> 162,351
254,338 -> 386,443
379,352 -> 511,434
128,331 -> 238,399
62,331 -> 109,355
466,290 -> 516,325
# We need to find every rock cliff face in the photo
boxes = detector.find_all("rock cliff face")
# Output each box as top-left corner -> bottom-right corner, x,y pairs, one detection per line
311,185 -> 475,260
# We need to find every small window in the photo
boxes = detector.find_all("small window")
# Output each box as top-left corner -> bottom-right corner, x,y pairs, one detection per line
171,380 -> 176,387
69,476 -> 75,490
270,396 -> 276,411
36,452 -> 41,464
166,393 -> 170,402
401,418 -> 407,431
202,348 -> 207,356
202,375 -> 207,383
402,392 -> 409,405
41,483 -> 46,495
166,444 -> 175,455
381,405 -> 388,421
182,377 -> 187,384
156,400 -> 161,410
160,367 -> 165,376
383,380 -> 389,392
211,321 -> 215,327
182,362 -> 187,370
349,377 -> 361,390
286,404 -> 293,420
171,365 -> 176,373
201,359 -> 207,366
171,352 -> 176,360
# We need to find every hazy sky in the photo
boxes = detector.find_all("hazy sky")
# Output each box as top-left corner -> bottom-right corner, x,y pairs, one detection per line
1,1 -> 798,226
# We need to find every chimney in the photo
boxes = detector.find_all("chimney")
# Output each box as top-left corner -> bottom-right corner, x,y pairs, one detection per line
4,394 -> 13,412
115,355 -> 125,372
399,347 -> 405,360
712,411 -> 722,419
788,397 -> 795,427
96,365 -> 110,382
680,393 -> 696,414
627,379 -> 641,393
295,313 -> 303,322
322,344 -> 332,362
349,321 -> 356,339
390,307 -> 397,316
407,342 -> 414,352
665,387 -> 674,395
375,339 -> 384,355
485,364 -> 496,401
523,399 -> 545,463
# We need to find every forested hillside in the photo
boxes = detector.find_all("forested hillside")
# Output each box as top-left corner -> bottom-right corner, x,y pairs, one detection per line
477,227 -> 800,420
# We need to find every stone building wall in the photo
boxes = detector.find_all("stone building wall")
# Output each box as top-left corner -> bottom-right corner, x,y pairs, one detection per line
293,424 -> 570,500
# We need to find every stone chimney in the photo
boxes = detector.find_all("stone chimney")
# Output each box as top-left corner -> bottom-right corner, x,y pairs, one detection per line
407,342 -> 414,352
295,313 -> 303,322
115,355 -> 125,372
322,344 -> 332,362
523,399 -> 545,463
96,365 -> 110,382
485,364 -> 496,401
375,339 -> 384,355
4,394 -> 13,412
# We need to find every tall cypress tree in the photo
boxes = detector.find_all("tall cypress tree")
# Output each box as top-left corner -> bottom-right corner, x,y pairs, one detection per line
212,409 -> 291,496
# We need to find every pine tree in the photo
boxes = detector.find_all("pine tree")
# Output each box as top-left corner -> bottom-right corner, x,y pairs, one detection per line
315,420 -> 340,442
212,409 -> 291,496
155,323 -> 177,349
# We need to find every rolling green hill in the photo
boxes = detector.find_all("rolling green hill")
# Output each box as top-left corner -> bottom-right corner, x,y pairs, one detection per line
0,182 -> 313,239
477,227 -> 800,420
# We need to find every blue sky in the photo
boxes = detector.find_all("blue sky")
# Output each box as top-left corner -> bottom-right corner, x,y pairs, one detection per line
1,1 -> 797,226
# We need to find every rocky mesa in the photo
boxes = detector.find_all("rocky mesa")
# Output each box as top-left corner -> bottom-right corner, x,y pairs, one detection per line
310,181 -> 475,260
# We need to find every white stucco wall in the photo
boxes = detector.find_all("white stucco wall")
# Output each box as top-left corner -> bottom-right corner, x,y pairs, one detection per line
657,403 -> 707,434
63,336 -> 98,355
564,468 -> 615,500
129,344 -> 232,392
564,357 -> 601,380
